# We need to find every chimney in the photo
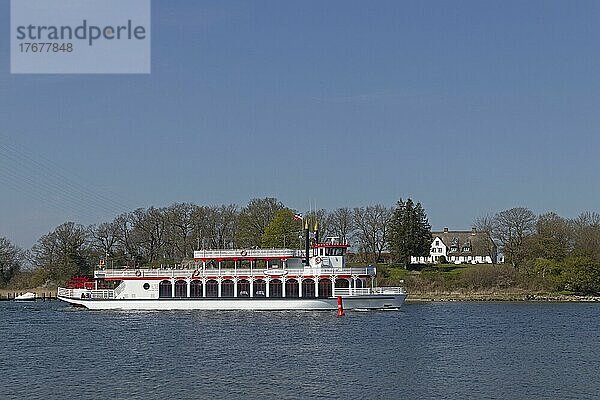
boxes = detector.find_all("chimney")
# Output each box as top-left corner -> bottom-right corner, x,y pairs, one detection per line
443,227 -> 448,233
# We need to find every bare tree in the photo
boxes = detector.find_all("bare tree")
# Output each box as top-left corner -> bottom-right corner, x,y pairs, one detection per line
90,221 -> 120,262
353,205 -> 392,262
473,213 -> 498,264
492,207 -> 537,267
206,204 -> 238,249
164,203 -> 198,259
327,207 -> 355,244
129,207 -> 169,263
572,211 -> 600,260
190,205 -> 211,250
473,213 -> 495,234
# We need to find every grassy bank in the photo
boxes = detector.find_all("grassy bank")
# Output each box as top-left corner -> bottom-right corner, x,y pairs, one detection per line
369,262 -> 600,301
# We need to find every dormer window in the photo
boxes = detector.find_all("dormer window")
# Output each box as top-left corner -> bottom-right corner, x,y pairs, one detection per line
450,237 -> 459,253
462,240 -> 471,252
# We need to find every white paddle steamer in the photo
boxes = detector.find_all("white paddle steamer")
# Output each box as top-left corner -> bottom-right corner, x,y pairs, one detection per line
57,233 -> 406,311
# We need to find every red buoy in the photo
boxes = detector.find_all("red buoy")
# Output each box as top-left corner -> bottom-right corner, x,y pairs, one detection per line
337,296 -> 345,317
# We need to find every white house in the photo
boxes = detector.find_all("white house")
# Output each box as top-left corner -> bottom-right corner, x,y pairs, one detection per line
411,227 -> 497,265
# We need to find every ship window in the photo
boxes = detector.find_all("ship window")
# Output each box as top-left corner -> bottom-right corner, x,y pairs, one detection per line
285,279 -> 299,298
302,279 -> 315,298
159,280 -> 172,298
335,278 -> 350,289
325,247 -> 345,256
356,279 -> 364,288
318,278 -> 332,298
237,279 -> 250,297
206,280 -> 218,297
221,280 -> 234,297
269,279 -> 282,298
190,280 -> 203,297
143,283 -> 150,290
174,280 -> 187,298
254,279 -> 266,297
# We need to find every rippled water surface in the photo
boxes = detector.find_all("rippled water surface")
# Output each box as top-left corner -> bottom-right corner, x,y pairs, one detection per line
1,301 -> 599,399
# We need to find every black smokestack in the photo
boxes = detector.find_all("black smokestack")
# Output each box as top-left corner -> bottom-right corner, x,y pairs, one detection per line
304,221 -> 310,266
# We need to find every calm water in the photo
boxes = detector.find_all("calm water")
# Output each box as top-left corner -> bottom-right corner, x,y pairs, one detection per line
0,301 -> 598,400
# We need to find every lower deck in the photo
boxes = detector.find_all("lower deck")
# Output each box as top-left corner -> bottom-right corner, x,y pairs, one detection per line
57,293 -> 407,310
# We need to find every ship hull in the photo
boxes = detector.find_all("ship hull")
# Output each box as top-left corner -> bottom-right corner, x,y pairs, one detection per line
57,294 -> 406,311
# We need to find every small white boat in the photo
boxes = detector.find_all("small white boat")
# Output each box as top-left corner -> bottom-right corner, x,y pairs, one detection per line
14,292 -> 36,301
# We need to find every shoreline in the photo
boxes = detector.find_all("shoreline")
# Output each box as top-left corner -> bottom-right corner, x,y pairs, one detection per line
1,288 -> 599,303
0,288 -> 57,300
405,293 -> 600,303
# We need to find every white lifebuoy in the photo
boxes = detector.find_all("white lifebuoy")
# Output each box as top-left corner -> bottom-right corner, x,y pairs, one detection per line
240,250 -> 248,257
315,257 -> 322,264
135,270 -> 141,277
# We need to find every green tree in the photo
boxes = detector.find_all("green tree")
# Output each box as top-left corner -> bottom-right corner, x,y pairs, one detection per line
560,256 -> 600,294
261,209 -> 302,248
0,237 -> 23,287
524,212 -> 573,261
388,198 -> 432,267
31,222 -> 91,284
236,198 -> 284,247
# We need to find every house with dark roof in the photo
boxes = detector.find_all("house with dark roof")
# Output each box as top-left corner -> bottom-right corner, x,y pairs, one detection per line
411,227 -> 497,264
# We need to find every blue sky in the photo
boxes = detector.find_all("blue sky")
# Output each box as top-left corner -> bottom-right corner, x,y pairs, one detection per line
1,0 -> 600,248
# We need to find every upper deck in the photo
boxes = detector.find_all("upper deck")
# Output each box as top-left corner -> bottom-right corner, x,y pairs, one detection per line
94,265 -> 376,280
193,248 -> 302,260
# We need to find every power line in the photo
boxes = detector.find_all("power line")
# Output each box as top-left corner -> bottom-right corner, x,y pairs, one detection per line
0,154 -> 112,216
0,140 -> 130,213
0,137 -> 136,218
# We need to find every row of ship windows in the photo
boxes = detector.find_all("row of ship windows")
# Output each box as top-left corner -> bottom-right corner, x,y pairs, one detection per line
154,278 -> 362,299
317,248 -> 345,256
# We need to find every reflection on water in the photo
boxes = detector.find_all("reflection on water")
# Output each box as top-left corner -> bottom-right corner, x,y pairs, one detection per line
0,301 -> 598,400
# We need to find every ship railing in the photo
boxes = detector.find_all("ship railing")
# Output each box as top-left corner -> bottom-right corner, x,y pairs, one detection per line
96,266 -> 374,279
334,287 -> 406,296
193,248 -> 303,259
57,287 -> 115,299
57,287 -> 73,298
90,290 -> 115,299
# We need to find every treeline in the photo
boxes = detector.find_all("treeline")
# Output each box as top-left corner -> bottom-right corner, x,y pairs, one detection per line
470,208 -> 600,293
3,201 -> 599,294
0,197 -> 430,287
